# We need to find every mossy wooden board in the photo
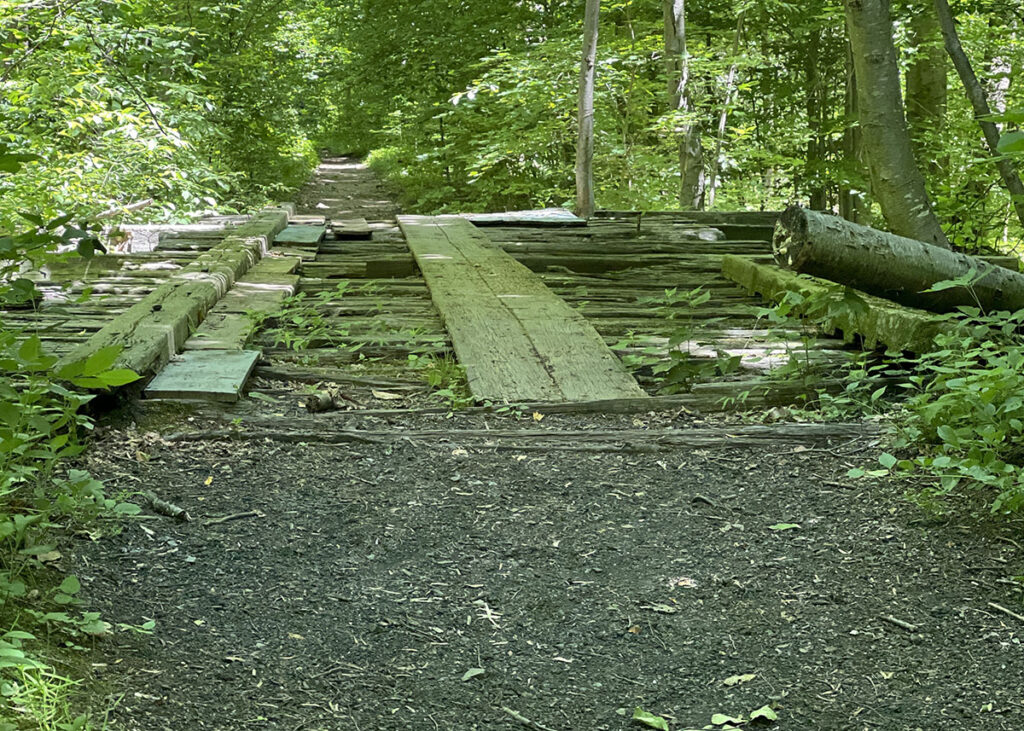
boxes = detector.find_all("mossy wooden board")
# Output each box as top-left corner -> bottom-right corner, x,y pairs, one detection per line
144,349 -> 260,401
721,254 -> 949,353
399,215 -> 646,403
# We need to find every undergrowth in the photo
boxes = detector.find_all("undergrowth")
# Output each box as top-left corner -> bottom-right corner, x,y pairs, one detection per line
745,270 -> 1024,516
1,206 -> 145,727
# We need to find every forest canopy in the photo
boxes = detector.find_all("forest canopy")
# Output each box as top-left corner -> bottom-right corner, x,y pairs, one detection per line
1,0 -> 1022,249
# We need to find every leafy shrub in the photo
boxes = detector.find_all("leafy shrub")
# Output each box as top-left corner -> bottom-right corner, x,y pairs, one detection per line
886,306 -> 1024,512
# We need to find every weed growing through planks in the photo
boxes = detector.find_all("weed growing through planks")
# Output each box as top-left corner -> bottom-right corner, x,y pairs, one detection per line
250,281 -> 363,352
408,352 -> 474,409
618,286 -> 741,393
754,284 -> 864,384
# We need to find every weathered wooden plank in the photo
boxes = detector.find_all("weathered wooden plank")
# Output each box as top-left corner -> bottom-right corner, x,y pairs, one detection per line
183,312 -> 255,350
398,215 -> 645,402
252,255 -> 300,275
183,254 -> 299,349
463,208 -> 587,227
291,215 -> 327,226
144,349 -> 260,402
331,218 -> 372,239
274,246 -> 318,262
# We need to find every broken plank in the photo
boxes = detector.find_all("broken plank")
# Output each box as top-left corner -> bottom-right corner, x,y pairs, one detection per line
331,218 -> 372,239
721,254 -> 949,352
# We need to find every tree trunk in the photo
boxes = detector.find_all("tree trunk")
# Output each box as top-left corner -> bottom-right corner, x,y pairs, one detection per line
839,41 -> 871,225
905,0 -> 947,174
706,15 -> 744,209
844,0 -> 950,248
664,0 -> 704,209
933,0 -> 1024,230
774,206 -> 1024,312
804,32 -> 827,211
575,0 -> 601,219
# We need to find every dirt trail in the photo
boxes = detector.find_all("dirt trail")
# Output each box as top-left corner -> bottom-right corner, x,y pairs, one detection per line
293,157 -> 400,220
71,161 -> 1024,731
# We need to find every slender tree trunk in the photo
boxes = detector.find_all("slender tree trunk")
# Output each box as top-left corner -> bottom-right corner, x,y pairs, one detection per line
664,0 -> 704,209
706,15 -> 744,209
575,0 -> 600,219
933,0 -> 1024,229
905,0 -> 947,174
844,0 -> 950,248
804,32 -> 827,210
840,41 -> 870,225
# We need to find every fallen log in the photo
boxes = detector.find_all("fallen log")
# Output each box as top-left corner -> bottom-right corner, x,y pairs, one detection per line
773,206 -> 1024,313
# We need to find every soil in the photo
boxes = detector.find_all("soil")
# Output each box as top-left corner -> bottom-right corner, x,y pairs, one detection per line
72,417 -> 1024,731
65,161 -> 1024,730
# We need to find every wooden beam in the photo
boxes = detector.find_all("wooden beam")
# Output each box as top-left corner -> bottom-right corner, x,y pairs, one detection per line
57,208 -> 289,376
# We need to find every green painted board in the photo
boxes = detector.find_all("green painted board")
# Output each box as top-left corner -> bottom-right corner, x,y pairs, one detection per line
276,224 -> 326,246
398,215 -> 645,403
144,349 -> 260,402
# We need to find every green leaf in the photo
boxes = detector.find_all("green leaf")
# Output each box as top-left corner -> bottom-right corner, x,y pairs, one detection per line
461,667 -> 485,681
59,575 -> 81,595
711,714 -> 744,726
768,523 -> 800,531
997,130 -> 1024,156
749,705 -> 778,722
82,346 -> 122,376
0,152 -> 41,174
878,453 -> 897,469
113,502 -> 142,516
96,369 -> 141,387
631,707 -> 670,730
2,631 -> 35,641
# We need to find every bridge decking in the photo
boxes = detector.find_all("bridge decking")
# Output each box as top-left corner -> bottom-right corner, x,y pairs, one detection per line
5,164 -> 872,411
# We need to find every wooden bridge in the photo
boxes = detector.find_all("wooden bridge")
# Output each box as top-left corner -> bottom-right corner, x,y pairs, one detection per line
10,169 -> 865,412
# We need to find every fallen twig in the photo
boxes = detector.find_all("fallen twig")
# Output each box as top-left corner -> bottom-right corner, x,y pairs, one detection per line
988,601 -> 1024,623
500,706 -> 558,731
144,491 -> 191,522
203,510 -> 264,527
878,614 -> 918,633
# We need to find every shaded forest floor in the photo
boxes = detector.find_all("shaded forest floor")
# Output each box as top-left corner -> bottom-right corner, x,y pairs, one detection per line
69,162 -> 1024,730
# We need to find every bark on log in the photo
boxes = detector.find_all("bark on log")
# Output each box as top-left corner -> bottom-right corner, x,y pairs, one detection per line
773,206 -> 1024,313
